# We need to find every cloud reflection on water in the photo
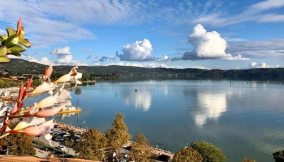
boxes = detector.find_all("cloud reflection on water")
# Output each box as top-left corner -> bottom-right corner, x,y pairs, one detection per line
121,87 -> 152,111
194,91 -> 228,127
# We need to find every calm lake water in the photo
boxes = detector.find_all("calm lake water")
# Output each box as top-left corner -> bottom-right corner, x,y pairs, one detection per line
33,80 -> 284,162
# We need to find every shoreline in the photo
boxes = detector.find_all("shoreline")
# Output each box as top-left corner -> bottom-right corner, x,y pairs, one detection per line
53,120 -> 175,159
54,120 -> 87,133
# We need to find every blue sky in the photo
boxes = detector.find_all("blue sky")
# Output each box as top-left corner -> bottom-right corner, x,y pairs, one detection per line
0,0 -> 284,69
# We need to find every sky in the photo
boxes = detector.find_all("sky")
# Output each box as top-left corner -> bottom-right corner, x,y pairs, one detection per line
0,0 -> 284,69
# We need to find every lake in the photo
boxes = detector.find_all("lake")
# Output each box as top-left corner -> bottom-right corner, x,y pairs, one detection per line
46,80 -> 284,162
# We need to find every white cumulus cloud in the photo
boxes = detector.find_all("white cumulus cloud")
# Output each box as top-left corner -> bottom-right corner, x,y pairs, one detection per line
58,55 -> 72,64
183,24 -> 247,60
51,46 -> 72,55
157,55 -> 169,62
51,46 -> 73,64
9,55 -> 55,65
118,39 -> 153,61
250,62 -> 279,68
93,61 -> 182,69
27,56 -> 54,65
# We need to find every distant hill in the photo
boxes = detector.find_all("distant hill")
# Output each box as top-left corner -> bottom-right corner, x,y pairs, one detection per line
1,59 -> 284,81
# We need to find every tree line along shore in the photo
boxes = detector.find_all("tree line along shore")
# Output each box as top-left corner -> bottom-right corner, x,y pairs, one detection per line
2,59 -> 284,82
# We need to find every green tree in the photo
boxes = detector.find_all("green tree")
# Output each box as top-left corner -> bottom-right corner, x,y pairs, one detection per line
0,79 -> 18,88
0,134 -> 35,155
173,146 -> 203,162
74,129 -> 107,161
273,150 -> 284,162
64,130 -> 77,148
190,141 -> 225,162
105,113 -> 131,149
130,133 -> 152,161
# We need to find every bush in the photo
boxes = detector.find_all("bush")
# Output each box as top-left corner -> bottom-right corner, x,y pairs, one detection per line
0,79 -> 18,88
105,113 -> 131,149
173,146 -> 203,162
130,133 -> 151,161
190,141 -> 225,162
74,129 -> 107,160
0,134 -> 35,156
273,150 -> 284,162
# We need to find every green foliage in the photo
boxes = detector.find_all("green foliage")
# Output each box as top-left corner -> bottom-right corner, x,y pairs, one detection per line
0,20 -> 31,63
135,133 -> 149,146
190,141 -> 225,162
32,78 -> 42,87
0,56 -> 9,62
273,150 -> 284,162
105,113 -> 131,149
74,129 -> 107,161
6,27 -> 17,37
0,134 -> 35,156
0,47 -> 8,56
173,146 -> 203,162
33,141 -> 67,156
242,158 -> 256,162
0,79 -> 18,88
130,133 -> 151,161
63,130 -> 77,148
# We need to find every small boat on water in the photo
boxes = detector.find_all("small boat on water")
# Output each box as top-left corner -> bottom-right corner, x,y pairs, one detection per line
57,105 -> 81,114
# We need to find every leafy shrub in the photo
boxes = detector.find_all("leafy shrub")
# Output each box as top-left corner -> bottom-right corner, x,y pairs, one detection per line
105,113 -> 131,149
173,146 -> 203,162
75,129 -> 107,160
130,133 -> 152,161
0,134 -> 35,156
273,150 -> 284,162
190,141 -> 225,162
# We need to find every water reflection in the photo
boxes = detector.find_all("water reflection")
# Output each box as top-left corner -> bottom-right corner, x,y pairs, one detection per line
194,90 -> 230,127
74,87 -> 82,95
48,80 -> 284,161
59,112 -> 77,119
162,83 -> 168,96
121,87 -> 152,111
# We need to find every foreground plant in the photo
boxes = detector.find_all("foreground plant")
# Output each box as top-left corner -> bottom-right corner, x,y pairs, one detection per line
0,19 -> 82,145
0,66 -> 82,142
0,18 -> 31,62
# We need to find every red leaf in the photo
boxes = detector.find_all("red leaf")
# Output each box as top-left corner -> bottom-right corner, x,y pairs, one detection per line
44,66 -> 53,78
18,82 -> 25,102
11,104 -> 18,114
17,17 -> 23,35
24,78 -> 33,98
